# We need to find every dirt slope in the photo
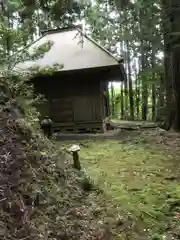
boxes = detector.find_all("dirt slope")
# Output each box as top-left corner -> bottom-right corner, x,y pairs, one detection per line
0,97 -> 114,240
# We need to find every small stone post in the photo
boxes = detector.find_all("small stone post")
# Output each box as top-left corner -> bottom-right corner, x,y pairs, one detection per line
69,144 -> 81,170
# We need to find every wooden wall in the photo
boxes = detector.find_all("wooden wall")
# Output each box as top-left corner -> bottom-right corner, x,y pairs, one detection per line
32,69 -> 108,123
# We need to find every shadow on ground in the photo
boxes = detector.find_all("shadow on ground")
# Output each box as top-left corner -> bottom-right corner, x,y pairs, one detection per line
55,128 -> 180,152
55,129 -> 138,141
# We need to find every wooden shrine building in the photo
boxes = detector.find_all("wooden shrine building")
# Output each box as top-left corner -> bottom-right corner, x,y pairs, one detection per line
14,26 -> 126,133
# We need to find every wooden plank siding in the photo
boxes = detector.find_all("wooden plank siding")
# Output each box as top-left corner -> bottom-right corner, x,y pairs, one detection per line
33,74 -> 102,122
31,67 -> 112,132
50,98 -> 74,122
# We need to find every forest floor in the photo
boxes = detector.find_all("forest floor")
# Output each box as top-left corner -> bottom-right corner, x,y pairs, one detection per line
56,127 -> 180,240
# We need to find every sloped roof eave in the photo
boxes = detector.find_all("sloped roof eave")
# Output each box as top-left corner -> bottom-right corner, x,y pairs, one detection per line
13,26 -> 125,76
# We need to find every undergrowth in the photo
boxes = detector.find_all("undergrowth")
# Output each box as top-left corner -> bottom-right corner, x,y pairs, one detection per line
0,85 -> 118,240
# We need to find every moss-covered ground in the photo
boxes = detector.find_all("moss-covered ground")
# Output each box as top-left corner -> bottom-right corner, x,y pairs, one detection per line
57,128 -> 180,239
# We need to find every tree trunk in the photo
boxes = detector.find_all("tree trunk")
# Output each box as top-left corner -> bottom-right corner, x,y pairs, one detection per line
141,49 -> 148,121
172,50 -> 180,131
134,60 -> 140,119
163,50 -> 174,130
110,82 -> 115,118
151,47 -> 156,121
126,40 -> 134,120
120,82 -> 124,119
119,38 -> 124,119
161,0 -> 180,130
156,73 -> 165,121
123,49 -> 129,120
151,84 -> 156,121
170,1 -> 180,131
139,7 -> 148,121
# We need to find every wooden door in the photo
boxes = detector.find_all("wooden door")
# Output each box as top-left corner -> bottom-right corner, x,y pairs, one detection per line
73,96 -> 99,122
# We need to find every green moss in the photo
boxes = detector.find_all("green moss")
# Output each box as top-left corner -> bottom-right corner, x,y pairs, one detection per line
58,133 -> 180,239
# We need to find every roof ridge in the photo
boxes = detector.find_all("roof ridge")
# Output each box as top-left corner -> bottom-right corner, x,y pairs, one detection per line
41,24 -> 82,36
